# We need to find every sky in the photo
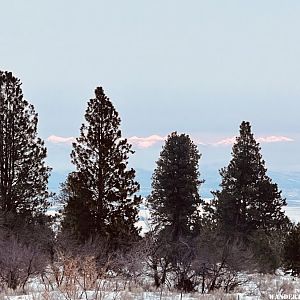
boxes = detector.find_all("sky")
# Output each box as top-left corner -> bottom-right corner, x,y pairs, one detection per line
1,0 -> 300,176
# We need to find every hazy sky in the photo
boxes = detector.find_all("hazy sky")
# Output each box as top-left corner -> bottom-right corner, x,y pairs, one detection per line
1,1 -> 299,173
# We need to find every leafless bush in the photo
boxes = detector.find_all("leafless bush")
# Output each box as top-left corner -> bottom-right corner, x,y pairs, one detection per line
192,231 -> 255,293
142,233 -> 199,294
40,236 -> 128,300
168,239 -> 199,293
142,232 -> 173,290
110,240 -> 152,291
0,233 -> 48,291
42,252 -> 105,299
141,229 -> 254,294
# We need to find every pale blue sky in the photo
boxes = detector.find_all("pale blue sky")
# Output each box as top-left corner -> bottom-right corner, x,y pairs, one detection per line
1,1 -> 299,173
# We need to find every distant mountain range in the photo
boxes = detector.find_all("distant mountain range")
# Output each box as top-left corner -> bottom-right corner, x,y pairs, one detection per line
48,168 -> 300,206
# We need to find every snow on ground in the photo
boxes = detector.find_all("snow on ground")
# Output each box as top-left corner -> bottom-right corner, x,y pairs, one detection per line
4,293 -> 218,300
3,292 -> 252,300
3,273 -> 300,300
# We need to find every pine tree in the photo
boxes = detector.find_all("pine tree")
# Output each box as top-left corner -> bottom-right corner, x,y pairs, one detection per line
146,132 -> 202,291
212,121 -> 287,237
0,71 -> 51,223
148,132 -> 203,241
62,87 -> 141,246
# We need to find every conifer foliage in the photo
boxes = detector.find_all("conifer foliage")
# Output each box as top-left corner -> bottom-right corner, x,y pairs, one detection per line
148,132 -> 203,241
60,172 -> 94,241
62,87 -> 141,245
212,121 -> 287,236
283,222 -> 300,276
0,71 -> 50,221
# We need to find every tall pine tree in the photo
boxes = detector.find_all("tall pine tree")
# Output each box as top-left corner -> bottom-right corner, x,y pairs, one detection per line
148,132 -> 203,241
212,121 -> 287,237
0,71 -> 51,223
62,87 -> 141,246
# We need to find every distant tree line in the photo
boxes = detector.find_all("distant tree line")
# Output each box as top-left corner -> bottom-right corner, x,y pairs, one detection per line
0,70 -> 299,293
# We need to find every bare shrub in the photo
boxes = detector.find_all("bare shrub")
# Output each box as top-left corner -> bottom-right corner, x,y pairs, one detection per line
42,252 -> 100,299
193,231 -> 255,293
111,240 -> 150,291
142,232 -> 173,290
42,237 -> 125,300
169,239 -> 199,293
0,233 -> 47,291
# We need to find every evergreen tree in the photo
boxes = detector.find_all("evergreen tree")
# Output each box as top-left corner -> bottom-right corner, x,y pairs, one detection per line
0,71 -> 51,223
212,121 -> 287,236
148,132 -> 203,241
146,132 -> 202,291
283,222 -> 300,276
62,87 -> 141,246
